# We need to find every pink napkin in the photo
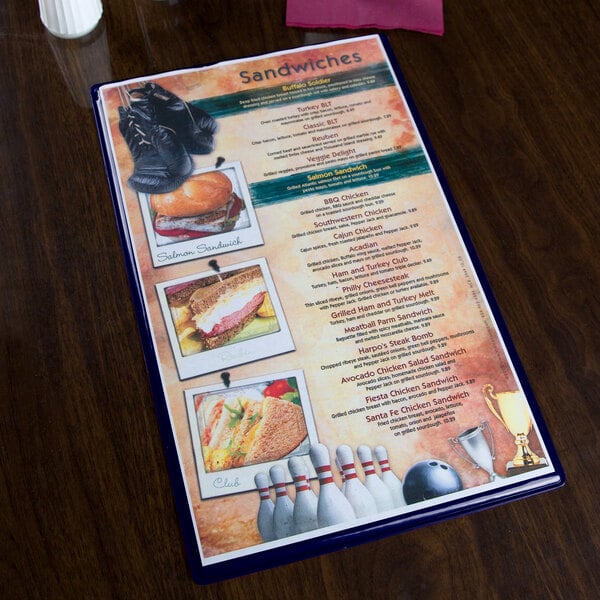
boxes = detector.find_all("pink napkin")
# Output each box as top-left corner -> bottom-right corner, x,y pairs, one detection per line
286,0 -> 444,36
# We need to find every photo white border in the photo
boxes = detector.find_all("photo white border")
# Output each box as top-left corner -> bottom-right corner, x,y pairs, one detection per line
185,370 -> 319,499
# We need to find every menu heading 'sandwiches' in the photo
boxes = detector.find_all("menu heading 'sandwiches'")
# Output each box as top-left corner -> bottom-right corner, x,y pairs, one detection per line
239,51 -> 364,83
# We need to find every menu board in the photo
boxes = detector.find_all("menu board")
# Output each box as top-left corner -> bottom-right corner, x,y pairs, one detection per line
92,35 -> 563,583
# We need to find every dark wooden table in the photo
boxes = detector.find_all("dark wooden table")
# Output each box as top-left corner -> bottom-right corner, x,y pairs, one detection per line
2,1 -> 599,597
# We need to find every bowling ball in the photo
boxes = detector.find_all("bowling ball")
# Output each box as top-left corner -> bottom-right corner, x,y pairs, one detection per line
402,459 -> 463,505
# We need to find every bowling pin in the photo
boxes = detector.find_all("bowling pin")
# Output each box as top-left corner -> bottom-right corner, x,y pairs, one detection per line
335,456 -> 347,493
309,443 -> 356,527
374,445 -> 406,508
269,465 -> 295,539
288,456 -> 318,534
336,444 -> 378,518
254,472 -> 276,542
356,445 -> 395,512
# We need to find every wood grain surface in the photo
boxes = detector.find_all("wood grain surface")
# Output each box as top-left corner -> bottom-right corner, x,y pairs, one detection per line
1,1 -> 598,597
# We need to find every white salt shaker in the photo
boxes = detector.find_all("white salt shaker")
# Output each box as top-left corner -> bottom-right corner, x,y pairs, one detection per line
38,0 -> 103,39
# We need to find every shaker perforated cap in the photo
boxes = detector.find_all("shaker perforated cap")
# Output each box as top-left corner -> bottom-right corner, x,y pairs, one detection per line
38,0 -> 103,39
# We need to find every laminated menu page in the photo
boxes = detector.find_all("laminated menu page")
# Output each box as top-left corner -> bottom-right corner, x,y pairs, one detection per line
92,34 -> 564,583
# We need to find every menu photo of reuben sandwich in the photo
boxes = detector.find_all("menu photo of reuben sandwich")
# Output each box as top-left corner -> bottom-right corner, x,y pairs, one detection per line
156,258 -> 295,379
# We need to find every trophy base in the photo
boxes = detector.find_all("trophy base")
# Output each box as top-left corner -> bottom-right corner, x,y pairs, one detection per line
505,458 -> 548,476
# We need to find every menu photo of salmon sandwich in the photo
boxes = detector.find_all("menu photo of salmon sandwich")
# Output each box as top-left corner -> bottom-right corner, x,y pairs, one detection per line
157,259 -> 295,378
137,162 -> 264,268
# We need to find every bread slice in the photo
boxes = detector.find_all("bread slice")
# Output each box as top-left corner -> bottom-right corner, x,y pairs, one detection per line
190,266 -> 263,314
243,398 -> 308,465
166,272 -> 236,306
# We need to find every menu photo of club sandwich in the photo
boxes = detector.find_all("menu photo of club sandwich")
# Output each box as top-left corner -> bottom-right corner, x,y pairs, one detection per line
185,371 -> 318,498
136,162 -> 263,267
156,258 -> 295,379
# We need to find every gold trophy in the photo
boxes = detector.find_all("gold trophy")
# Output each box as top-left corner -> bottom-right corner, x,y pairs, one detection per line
483,384 -> 546,474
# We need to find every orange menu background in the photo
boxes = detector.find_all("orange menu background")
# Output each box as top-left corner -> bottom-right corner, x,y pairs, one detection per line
100,37 -> 546,560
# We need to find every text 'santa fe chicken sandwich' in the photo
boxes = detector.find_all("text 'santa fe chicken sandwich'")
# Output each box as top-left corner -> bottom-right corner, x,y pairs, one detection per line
150,171 -> 244,240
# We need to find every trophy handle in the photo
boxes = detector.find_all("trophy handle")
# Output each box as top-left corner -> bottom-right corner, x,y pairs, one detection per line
448,436 -> 480,469
481,421 -> 495,460
483,384 -> 507,431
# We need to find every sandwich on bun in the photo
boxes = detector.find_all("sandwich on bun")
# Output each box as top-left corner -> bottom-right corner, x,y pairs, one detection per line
150,170 -> 244,240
